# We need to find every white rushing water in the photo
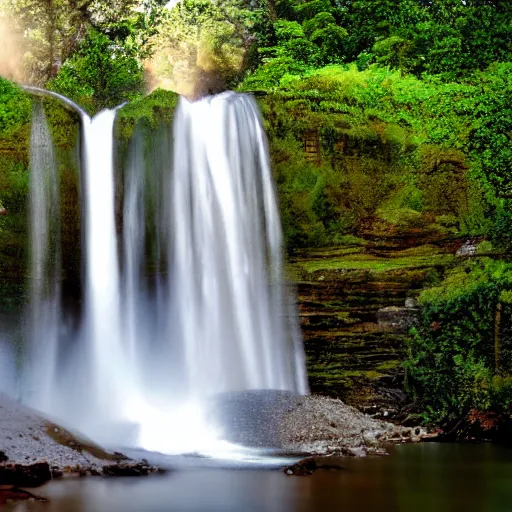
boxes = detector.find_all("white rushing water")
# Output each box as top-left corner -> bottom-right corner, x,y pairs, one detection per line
81,109 -> 130,425
24,100 -> 61,412
124,93 -> 307,453
24,91 -> 307,455
169,93 -> 307,396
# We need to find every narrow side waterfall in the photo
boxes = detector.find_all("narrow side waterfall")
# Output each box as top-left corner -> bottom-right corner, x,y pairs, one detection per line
122,126 -> 146,362
81,110 -> 127,422
24,100 -> 61,412
22,91 -> 307,455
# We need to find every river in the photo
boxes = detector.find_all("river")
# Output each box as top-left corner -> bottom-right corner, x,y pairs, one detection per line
5,443 -> 512,512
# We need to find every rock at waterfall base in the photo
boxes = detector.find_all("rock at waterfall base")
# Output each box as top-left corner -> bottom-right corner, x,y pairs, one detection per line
284,456 -> 347,476
279,395 -> 429,456
0,485 -> 48,505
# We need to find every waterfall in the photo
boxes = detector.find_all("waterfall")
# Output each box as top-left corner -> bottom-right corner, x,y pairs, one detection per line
24,100 -> 61,412
123,126 -> 146,361
168,92 -> 307,396
124,93 -> 307,453
81,110 -> 128,423
22,91 -> 307,455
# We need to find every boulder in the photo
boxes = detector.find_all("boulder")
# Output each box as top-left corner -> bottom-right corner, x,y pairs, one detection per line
376,305 -> 419,333
0,463 -> 52,487
456,240 -> 477,257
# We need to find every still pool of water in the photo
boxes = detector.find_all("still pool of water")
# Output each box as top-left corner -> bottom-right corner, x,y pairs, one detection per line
5,443 -> 512,512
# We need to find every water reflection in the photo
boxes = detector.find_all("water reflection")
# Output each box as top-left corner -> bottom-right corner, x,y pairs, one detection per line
6,444 -> 512,512
0,311 -> 19,396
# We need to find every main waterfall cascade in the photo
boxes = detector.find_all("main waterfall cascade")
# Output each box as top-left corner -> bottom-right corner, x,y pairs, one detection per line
23,92 -> 307,455
169,93 -> 307,395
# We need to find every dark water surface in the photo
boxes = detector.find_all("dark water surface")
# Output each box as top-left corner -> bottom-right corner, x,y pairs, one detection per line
6,443 -> 512,512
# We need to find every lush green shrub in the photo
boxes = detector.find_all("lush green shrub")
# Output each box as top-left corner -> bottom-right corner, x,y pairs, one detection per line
490,200 -> 512,254
405,259 -> 512,425
48,30 -> 145,115
0,78 -> 31,138
252,65 -> 495,249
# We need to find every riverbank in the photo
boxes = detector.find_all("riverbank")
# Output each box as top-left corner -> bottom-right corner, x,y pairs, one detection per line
0,390 -> 430,489
0,394 -> 164,492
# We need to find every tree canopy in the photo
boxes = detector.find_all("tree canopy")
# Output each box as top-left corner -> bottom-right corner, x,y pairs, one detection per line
1,0 -> 511,196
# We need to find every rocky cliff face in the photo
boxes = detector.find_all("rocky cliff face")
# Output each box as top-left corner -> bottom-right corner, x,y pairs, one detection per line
290,233 -> 457,417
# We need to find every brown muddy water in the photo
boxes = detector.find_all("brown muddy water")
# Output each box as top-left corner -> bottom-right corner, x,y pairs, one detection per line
3,443 -> 512,512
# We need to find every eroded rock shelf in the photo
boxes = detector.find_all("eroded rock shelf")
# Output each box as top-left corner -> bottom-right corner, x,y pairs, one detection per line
290,234 -> 458,415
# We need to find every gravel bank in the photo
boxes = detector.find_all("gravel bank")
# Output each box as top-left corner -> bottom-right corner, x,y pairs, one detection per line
212,390 -> 429,456
279,394 -> 429,456
0,394 -> 162,487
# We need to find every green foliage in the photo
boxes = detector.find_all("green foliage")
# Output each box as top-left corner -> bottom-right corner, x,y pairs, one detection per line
41,97 -> 79,149
1,0 -> 159,84
405,259 -> 512,425
0,78 -> 31,138
0,154 -> 29,289
417,146 -> 468,217
293,1 -> 332,22
48,29 -> 145,114
116,87 -> 179,140
372,35 -> 418,74
249,5 -> 347,75
274,19 -> 304,40
251,64 -> 497,248
241,0 -> 512,82
300,247 -> 453,273
490,200 -> 512,254
271,136 -> 334,248
0,159 -> 28,214
240,57 -> 309,90
466,64 -> 512,198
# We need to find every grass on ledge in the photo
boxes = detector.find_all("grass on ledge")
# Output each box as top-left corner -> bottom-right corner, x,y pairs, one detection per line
116,89 -> 179,140
300,252 -> 455,273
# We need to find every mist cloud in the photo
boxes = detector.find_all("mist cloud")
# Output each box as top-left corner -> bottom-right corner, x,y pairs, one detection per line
0,15 -> 25,83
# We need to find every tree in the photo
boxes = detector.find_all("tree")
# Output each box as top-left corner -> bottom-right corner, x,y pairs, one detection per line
149,0 -> 252,98
0,0 -> 162,84
48,28 -> 145,113
1,0 -> 75,83
304,12 -> 347,64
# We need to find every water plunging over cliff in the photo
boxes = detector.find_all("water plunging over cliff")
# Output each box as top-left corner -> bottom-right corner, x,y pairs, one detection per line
82,109 -> 129,423
24,100 -> 61,412
24,91 -> 307,455
168,93 -> 306,395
